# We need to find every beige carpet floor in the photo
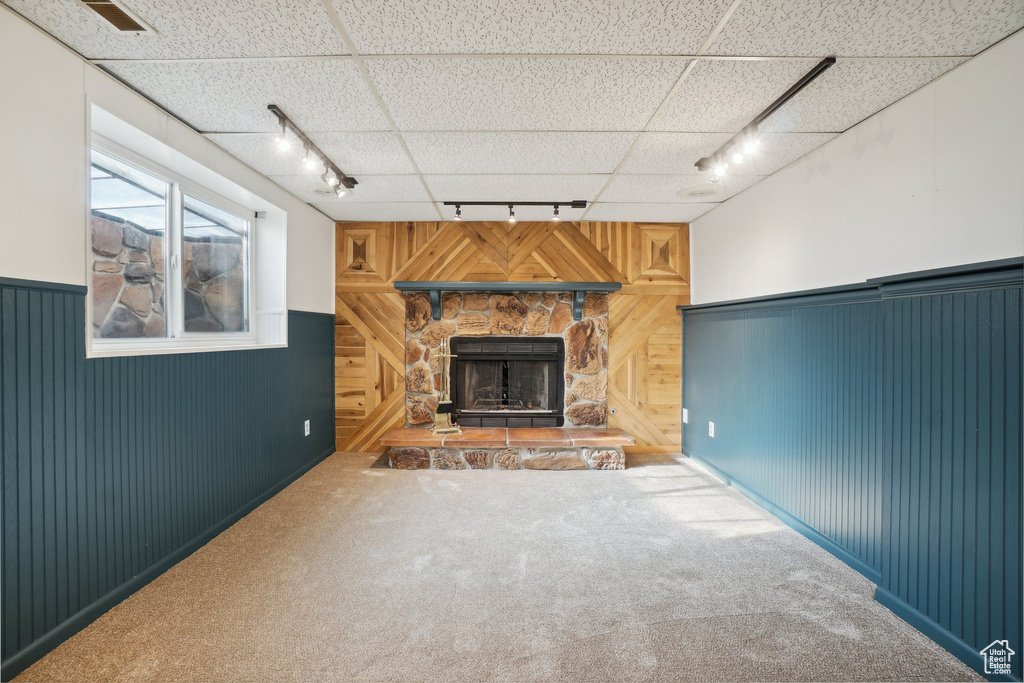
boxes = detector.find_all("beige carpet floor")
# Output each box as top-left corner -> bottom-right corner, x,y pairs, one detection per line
16,452 -> 980,682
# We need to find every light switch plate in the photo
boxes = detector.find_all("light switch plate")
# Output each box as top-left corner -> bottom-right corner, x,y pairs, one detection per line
708,421 -> 715,438
682,408 -> 688,424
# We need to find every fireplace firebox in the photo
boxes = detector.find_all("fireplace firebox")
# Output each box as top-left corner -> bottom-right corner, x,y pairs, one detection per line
451,337 -> 564,427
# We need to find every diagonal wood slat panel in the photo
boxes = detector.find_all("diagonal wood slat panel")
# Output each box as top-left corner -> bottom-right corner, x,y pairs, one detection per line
335,221 -> 689,452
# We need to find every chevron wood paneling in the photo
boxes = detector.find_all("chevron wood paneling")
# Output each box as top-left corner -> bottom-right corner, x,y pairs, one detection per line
335,221 -> 690,453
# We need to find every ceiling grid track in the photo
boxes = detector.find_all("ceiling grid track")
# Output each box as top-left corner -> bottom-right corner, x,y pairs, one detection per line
580,0 -> 746,220
317,0 -> 446,220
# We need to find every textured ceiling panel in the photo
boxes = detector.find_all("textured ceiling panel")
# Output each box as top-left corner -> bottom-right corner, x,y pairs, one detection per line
367,58 -> 687,131
2,0 -> 348,59
424,175 -> 609,202
104,60 -> 388,132
332,0 -> 733,55
271,174 -> 429,203
314,202 -> 441,221
707,0 -> 1024,57
620,132 -> 733,174
206,132 -> 414,176
585,202 -> 719,222
651,59 -> 819,132
759,59 -> 966,132
602,174 -> 763,203
403,132 -> 640,174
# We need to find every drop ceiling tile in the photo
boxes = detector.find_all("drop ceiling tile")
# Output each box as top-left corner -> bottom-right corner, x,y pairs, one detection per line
104,60 -> 388,132
424,175 -> 608,202
707,0 -> 1024,57
603,174 -> 763,203
367,58 -> 688,131
3,0 -> 348,59
449,204 -> 588,222
206,132 -> 414,176
404,132 -> 639,174
314,202 -> 441,221
271,174 -> 429,203
585,203 -> 719,222
620,132 -> 734,174
759,60 -> 966,133
333,0 -> 733,55
651,59 -> 820,132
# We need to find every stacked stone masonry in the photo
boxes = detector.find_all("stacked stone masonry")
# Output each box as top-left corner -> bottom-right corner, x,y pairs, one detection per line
388,446 -> 625,471
91,213 -> 245,338
404,290 -> 610,427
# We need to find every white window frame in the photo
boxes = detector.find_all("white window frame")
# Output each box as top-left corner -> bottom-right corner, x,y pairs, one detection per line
89,135 -> 259,355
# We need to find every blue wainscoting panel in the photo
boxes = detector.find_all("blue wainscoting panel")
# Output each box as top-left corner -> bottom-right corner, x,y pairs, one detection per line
879,276 -> 1022,680
682,289 -> 885,580
681,259 -> 1023,681
0,277 -> 336,680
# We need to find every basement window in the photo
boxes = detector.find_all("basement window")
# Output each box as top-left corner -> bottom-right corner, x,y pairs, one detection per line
88,106 -> 287,357
90,141 -> 253,349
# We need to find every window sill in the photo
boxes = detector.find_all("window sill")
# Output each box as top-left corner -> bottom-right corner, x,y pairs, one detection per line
87,339 -> 286,359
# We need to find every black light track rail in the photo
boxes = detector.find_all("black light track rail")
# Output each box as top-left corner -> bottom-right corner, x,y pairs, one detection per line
442,201 -> 588,208
267,104 -> 358,189
695,57 -> 836,172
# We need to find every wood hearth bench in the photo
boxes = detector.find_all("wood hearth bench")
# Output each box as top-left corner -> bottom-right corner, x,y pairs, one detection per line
380,427 -> 635,470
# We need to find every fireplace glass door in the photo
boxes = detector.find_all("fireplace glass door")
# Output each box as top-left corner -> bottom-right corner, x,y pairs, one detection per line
451,338 -> 564,427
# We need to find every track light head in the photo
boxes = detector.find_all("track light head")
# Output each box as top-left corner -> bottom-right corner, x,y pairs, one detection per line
321,168 -> 339,187
507,205 -> 516,225
303,148 -> 318,170
276,123 -> 290,151
552,205 -> 560,221
335,184 -> 349,198
453,205 -> 462,221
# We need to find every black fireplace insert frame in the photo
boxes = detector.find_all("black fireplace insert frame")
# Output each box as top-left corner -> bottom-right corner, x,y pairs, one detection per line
451,336 -> 565,428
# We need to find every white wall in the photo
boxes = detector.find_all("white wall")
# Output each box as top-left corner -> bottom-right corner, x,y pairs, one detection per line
0,7 -> 335,314
690,31 -> 1024,304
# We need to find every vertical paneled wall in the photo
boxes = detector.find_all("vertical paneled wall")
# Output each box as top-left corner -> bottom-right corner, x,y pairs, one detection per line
681,261 -> 1023,679
682,292 -> 885,578
0,278 -> 335,679
334,221 -> 690,452
877,276 -> 1022,676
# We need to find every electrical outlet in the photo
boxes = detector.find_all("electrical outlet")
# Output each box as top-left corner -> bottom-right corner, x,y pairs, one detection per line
708,421 -> 715,438
682,408 -> 688,424
304,420 -> 310,436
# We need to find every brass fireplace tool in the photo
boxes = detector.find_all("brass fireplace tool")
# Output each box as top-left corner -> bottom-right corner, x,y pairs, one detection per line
431,335 -> 461,435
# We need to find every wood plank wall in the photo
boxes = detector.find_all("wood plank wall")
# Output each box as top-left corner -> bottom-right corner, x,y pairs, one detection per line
334,221 -> 690,452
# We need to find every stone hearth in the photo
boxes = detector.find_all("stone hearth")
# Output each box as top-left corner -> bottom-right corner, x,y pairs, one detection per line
380,427 -> 634,470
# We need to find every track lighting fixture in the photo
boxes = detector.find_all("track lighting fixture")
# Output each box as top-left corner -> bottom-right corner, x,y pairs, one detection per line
268,104 -> 358,194
441,200 -> 586,223
321,164 -> 339,187
303,147 -> 318,171
276,122 -> 290,151
695,57 -> 835,174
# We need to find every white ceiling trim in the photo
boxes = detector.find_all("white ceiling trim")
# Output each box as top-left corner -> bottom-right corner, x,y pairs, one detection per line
88,54 -> 977,65
315,0 -> 444,219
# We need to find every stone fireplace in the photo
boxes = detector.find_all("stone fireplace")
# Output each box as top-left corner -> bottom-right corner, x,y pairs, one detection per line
403,289 -> 610,429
